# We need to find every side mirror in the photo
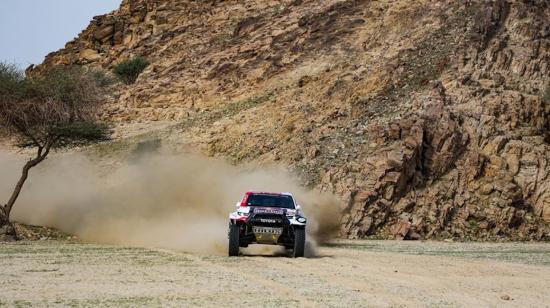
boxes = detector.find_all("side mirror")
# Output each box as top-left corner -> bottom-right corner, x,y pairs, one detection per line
235,202 -> 240,209
296,205 -> 302,210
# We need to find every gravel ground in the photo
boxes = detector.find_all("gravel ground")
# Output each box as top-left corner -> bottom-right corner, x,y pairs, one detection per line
1,240 -> 549,307
328,240 -> 550,266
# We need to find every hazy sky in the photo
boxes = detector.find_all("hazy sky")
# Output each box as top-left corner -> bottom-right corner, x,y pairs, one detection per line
0,0 -> 122,69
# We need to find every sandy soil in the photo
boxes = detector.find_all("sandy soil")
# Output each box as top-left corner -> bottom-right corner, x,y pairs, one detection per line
1,240 -> 549,307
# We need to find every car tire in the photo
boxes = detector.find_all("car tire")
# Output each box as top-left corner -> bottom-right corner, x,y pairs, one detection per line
228,224 -> 240,257
292,228 -> 305,258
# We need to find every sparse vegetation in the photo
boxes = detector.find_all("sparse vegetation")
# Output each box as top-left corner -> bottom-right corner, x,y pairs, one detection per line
176,92 -> 273,131
0,62 -> 112,238
112,56 -> 150,84
328,240 -> 550,266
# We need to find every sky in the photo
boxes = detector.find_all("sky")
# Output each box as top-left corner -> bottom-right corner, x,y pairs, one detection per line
0,0 -> 122,69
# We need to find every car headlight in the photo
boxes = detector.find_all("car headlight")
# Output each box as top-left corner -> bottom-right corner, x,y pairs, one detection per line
237,206 -> 251,216
297,217 -> 306,223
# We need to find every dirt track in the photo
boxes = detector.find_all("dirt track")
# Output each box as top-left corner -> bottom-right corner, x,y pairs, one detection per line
1,240 -> 549,307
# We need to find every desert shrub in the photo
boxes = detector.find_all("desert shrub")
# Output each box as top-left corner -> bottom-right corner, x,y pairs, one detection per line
0,62 -> 28,99
0,63 -> 112,147
112,57 -> 150,84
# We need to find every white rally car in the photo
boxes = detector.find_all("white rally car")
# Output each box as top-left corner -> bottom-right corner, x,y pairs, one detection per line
228,191 -> 307,257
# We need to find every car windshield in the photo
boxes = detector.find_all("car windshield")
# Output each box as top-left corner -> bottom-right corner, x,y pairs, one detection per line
246,194 -> 295,209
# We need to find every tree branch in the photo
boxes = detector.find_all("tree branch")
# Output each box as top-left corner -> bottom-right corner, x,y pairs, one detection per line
3,140 -> 52,221
12,122 -> 43,148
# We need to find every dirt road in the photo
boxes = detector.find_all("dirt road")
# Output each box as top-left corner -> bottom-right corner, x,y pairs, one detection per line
1,240 -> 549,307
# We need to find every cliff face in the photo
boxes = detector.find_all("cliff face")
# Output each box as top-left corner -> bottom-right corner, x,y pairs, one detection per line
32,0 -> 550,240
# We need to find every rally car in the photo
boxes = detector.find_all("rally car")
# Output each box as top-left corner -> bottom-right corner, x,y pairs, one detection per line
228,191 -> 307,257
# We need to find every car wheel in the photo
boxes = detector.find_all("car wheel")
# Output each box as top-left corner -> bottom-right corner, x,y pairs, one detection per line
228,224 -> 240,257
292,228 -> 305,258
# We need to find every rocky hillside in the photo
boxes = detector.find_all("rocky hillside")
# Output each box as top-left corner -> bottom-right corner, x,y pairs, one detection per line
31,0 -> 550,240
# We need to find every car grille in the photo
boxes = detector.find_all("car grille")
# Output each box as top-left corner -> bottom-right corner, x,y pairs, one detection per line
250,214 -> 285,225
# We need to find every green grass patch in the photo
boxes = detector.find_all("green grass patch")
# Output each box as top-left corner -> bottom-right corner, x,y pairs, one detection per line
112,57 -> 149,84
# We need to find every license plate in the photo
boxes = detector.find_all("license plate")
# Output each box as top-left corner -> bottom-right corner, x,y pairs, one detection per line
253,227 -> 282,235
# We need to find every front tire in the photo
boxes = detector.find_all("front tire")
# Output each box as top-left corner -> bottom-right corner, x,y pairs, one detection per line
292,228 -> 305,258
228,224 -> 240,257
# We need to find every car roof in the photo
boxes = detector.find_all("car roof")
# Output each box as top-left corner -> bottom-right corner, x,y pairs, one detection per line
245,191 -> 293,197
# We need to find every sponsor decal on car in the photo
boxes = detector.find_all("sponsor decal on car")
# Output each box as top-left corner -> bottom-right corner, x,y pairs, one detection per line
253,207 -> 284,215
259,218 -> 278,224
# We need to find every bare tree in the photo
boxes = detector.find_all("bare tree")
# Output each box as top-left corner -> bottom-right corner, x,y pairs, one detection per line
0,62 -> 112,239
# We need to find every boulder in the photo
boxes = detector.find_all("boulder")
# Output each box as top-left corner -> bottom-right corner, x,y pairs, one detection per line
79,49 -> 102,62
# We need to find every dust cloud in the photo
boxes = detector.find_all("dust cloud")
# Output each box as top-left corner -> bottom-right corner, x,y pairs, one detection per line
0,150 -> 343,256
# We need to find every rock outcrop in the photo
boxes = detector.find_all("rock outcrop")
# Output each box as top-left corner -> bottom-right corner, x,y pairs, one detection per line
31,0 -> 550,240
